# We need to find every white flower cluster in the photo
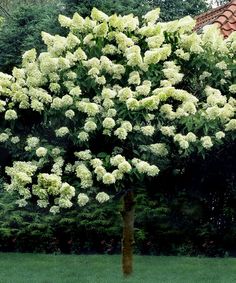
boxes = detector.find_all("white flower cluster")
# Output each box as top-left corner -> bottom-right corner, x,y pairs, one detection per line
5,109 -> 17,120
96,192 -> 110,203
160,126 -> 176,137
36,146 -> 48,157
75,150 -> 92,160
55,127 -> 70,137
200,136 -> 213,149
5,162 -> 38,206
76,164 -> 93,188
91,154 -> 131,184
203,86 -> 235,122
78,193 -> 89,206
153,87 -> 199,119
149,143 -> 168,156
0,133 -> 9,143
32,173 -> 75,213
174,133 -> 197,150
132,158 -> 159,176
162,61 -> 184,86
1,8 -> 235,213
140,125 -> 155,136
225,119 -> 236,131
51,156 -> 64,176
25,137 -> 39,151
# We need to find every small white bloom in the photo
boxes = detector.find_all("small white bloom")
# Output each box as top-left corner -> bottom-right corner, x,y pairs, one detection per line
149,143 -> 168,156
102,173 -> 116,185
55,127 -> 70,137
75,150 -> 92,160
110,155 -> 125,166
70,86 -> 82,96
51,148 -> 61,156
27,137 -> 39,148
78,193 -> 89,207
225,119 -> 236,131
65,110 -> 75,119
186,132 -> 197,142
141,126 -> 155,136
96,192 -> 110,203
215,131 -> 225,140
84,120 -> 97,132
94,166 -> 106,179
143,8 -> 160,24
147,165 -> 160,177
11,136 -> 20,144
107,108 -> 117,117
112,169 -> 124,180
49,206 -> 60,214
114,128 -> 128,140
90,158 -> 103,168
102,117 -> 116,129
118,161 -> 132,173
36,147 -> 48,157
121,121 -> 132,132
5,110 -> 17,120
136,161 -> 150,174
229,84 -> 236,94
160,126 -> 175,136
201,136 -> 213,149
179,140 -> 189,149
0,133 -> 9,142
78,131 -> 89,141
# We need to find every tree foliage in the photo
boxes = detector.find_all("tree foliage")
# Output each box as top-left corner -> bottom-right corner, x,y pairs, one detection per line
1,144 -> 236,256
63,0 -> 210,20
0,0 -> 211,74
0,2 -> 65,73
0,7 -> 235,211
152,0 -> 209,21
0,7 -> 235,274
63,0 -> 152,18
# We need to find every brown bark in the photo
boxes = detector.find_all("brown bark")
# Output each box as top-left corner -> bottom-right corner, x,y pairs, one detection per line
121,191 -> 135,277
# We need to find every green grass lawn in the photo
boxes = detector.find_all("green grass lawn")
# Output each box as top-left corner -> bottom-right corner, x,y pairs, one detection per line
0,253 -> 236,283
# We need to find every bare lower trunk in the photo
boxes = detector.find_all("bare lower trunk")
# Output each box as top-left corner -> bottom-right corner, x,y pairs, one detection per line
121,191 -> 135,277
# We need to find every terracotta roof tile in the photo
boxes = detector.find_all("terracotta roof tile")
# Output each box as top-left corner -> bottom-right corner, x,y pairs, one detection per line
195,0 -> 236,37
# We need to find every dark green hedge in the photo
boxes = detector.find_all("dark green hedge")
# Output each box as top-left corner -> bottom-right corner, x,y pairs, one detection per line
0,142 -> 235,256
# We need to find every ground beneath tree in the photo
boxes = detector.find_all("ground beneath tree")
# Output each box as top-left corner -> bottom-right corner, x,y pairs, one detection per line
0,253 -> 236,282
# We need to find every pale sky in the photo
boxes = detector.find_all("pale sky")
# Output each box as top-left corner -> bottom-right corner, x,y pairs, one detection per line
208,0 -> 221,8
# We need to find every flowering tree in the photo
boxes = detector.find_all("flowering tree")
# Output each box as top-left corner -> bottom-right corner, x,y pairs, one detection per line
0,7 -> 235,276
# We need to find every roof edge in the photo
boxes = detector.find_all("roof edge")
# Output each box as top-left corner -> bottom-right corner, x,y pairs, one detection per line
195,0 -> 233,20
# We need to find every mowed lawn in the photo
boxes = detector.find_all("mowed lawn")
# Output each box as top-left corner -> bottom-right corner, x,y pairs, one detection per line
0,253 -> 236,283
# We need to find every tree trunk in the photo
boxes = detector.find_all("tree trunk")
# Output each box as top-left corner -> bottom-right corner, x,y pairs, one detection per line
121,191 -> 135,277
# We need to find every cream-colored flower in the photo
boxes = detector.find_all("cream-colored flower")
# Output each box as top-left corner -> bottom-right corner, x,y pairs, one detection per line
201,136 -> 213,149
5,110 -> 17,120
78,193 -> 89,207
36,147 -> 48,157
55,127 -> 69,137
96,192 -> 110,203
102,173 -> 116,185
102,117 -> 116,129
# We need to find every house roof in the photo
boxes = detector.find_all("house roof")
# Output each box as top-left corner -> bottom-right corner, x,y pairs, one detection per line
195,0 -> 236,37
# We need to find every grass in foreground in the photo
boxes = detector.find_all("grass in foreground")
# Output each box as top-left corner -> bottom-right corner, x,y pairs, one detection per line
0,253 -> 236,283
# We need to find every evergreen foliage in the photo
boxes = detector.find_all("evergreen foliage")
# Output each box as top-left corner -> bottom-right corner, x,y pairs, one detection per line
152,0 -> 209,21
1,144 -> 236,256
0,2 -> 64,73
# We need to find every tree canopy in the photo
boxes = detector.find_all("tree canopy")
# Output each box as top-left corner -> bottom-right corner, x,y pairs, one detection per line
0,0 -> 210,73
0,7 -> 235,274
